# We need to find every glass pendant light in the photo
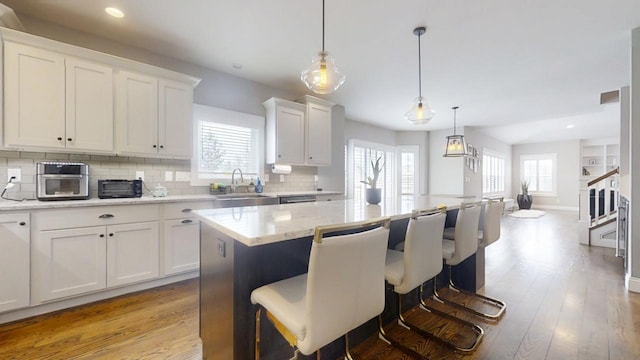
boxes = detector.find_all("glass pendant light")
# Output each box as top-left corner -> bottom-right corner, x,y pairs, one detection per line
300,0 -> 346,94
443,106 -> 469,157
405,26 -> 434,124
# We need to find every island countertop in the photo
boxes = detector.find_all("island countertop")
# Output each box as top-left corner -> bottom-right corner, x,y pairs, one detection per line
193,195 -> 473,247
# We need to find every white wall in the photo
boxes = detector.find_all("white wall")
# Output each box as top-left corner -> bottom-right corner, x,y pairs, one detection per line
428,129 -> 464,195
344,119 -> 396,146
464,127 -> 513,198
511,140 -> 580,209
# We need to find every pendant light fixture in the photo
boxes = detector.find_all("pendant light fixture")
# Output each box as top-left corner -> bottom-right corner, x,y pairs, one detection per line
443,106 -> 469,157
300,0 -> 346,94
405,26 -> 435,124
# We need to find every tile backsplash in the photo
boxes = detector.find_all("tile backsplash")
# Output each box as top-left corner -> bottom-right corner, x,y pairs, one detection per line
0,151 -> 318,199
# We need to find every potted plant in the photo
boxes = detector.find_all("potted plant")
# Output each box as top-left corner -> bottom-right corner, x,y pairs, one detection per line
360,156 -> 384,204
517,180 -> 533,210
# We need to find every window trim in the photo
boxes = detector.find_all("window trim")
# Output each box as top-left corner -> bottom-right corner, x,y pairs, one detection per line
482,149 -> 506,197
190,104 -> 265,186
520,153 -> 557,197
397,145 -> 420,197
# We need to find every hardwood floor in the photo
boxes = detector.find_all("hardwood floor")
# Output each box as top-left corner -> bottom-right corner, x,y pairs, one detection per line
1,210 -> 639,359
0,279 -> 201,360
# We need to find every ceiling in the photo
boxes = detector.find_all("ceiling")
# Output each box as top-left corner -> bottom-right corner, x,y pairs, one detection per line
2,0 -> 639,144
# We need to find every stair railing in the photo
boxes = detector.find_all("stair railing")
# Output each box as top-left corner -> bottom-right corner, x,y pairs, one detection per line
587,167 -> 619,225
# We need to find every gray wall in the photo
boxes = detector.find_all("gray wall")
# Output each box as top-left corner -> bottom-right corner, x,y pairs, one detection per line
428,128 -> 464,195
344,119 -> 396,146
511,140 -> 580,209
630,28 -> 640,281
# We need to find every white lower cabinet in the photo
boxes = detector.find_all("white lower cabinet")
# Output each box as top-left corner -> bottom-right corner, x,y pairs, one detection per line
0,213 -> 30,312
163,219 -> 199,275
32,226 -> 107,303
31,205 -> 161,303
107,222 -> 159,287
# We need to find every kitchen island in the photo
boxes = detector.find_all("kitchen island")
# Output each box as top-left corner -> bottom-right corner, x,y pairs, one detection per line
194,195 -> 479,360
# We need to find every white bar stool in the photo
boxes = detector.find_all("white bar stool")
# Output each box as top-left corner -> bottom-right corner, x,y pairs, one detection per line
384,207 -> 484,353
251,217 -> 391,359
437,201 -> 506,320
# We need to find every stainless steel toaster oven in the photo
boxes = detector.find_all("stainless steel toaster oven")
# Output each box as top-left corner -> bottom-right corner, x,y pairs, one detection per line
36,162 -> 90,201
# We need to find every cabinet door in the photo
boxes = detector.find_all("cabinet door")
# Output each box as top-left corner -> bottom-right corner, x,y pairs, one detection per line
158,79 -> 193,158
306,103 -> 332,165
66,58 -> 114,152
276,105 -> 305,164
32,226 -> 107,303
116,71 -> 159,155
163,218 -> 200,275
0,214 -> 30,312
107,222 -> 159,287
4,41 -> 65,148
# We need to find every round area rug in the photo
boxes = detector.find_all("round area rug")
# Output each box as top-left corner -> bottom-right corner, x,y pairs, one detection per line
509,209 -> 546,219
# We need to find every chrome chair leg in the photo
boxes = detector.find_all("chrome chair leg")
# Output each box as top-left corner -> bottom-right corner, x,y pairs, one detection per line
397,292 -> 484,352
377,315 -> 426,359
433,266 -> 506,321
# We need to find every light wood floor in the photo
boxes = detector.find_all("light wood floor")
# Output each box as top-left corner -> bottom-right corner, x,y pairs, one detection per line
1,210 -> 639,359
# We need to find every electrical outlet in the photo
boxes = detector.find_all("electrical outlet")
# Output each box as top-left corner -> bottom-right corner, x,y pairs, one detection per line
7,168 -> 21,182
165,171 -> 173,181
279,174 -> 285,182
135,171 -> 144,181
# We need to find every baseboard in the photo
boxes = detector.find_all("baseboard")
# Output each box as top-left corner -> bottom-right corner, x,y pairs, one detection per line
0,271 -> 198,325
532,205 -> 579,211
626,274 -> 640,293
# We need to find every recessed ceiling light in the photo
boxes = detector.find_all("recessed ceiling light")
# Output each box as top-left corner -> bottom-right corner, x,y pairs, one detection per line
105,7 -> 125,18
232,63 -> 243,70
566,124 -> 575,129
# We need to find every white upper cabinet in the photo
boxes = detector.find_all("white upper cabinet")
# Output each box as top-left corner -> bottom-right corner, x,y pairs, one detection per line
116,71 -> 159,155
264,96 -> 333,166
264,98 -> 306,165
305,99 -> 332,166
4,41 -> 66,149
4,42 -> 114,152
116,72 -> 193,159
66,57 -> 114,152
158,79 -> 193,158
1,27 -> 200,158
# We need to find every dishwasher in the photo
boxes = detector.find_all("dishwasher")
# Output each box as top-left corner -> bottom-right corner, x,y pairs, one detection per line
279,195 -> 317,204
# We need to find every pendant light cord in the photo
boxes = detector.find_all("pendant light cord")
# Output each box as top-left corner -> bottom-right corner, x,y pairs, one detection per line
322,0 -> 325,52
452,106 -> 459,135
417,31 -> 422,99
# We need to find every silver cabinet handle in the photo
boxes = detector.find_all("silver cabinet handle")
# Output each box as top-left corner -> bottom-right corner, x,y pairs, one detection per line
181,208 -> 192,213
181,219 -> 193,224
99,214 -> 114,219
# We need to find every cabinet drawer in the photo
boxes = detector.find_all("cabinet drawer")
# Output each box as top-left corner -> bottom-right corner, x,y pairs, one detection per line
33,204 -> 159,230
163,201 -> 213,220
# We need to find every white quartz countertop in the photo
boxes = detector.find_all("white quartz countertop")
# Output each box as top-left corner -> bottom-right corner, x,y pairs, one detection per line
194,195 -> 472,247
0,190 -> 342,211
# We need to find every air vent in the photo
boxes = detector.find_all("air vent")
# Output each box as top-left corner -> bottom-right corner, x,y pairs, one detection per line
600,90 -> 620,104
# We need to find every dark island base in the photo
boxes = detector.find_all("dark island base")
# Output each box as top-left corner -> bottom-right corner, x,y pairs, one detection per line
200,216 -> 477,360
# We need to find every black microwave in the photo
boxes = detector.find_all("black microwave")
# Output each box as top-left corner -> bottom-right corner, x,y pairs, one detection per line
98,179 -> 143,199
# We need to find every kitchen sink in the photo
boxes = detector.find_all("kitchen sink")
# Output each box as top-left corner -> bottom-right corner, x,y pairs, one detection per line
212,193 -> 278,208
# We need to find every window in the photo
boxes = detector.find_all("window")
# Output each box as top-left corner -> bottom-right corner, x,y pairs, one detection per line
482,150 -> 505,195
347,140 -> 419,204
399,146 -> 420,201
520,154 -> 557,195
191,104 -> 264,186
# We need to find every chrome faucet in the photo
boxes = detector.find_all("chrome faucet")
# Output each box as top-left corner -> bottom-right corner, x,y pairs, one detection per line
231,168 -> 244,193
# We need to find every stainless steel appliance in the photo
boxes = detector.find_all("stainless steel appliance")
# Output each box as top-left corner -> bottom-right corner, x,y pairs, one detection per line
98,179 -> 143,199
279,195 -> 317,204
36,162 -> 89,201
